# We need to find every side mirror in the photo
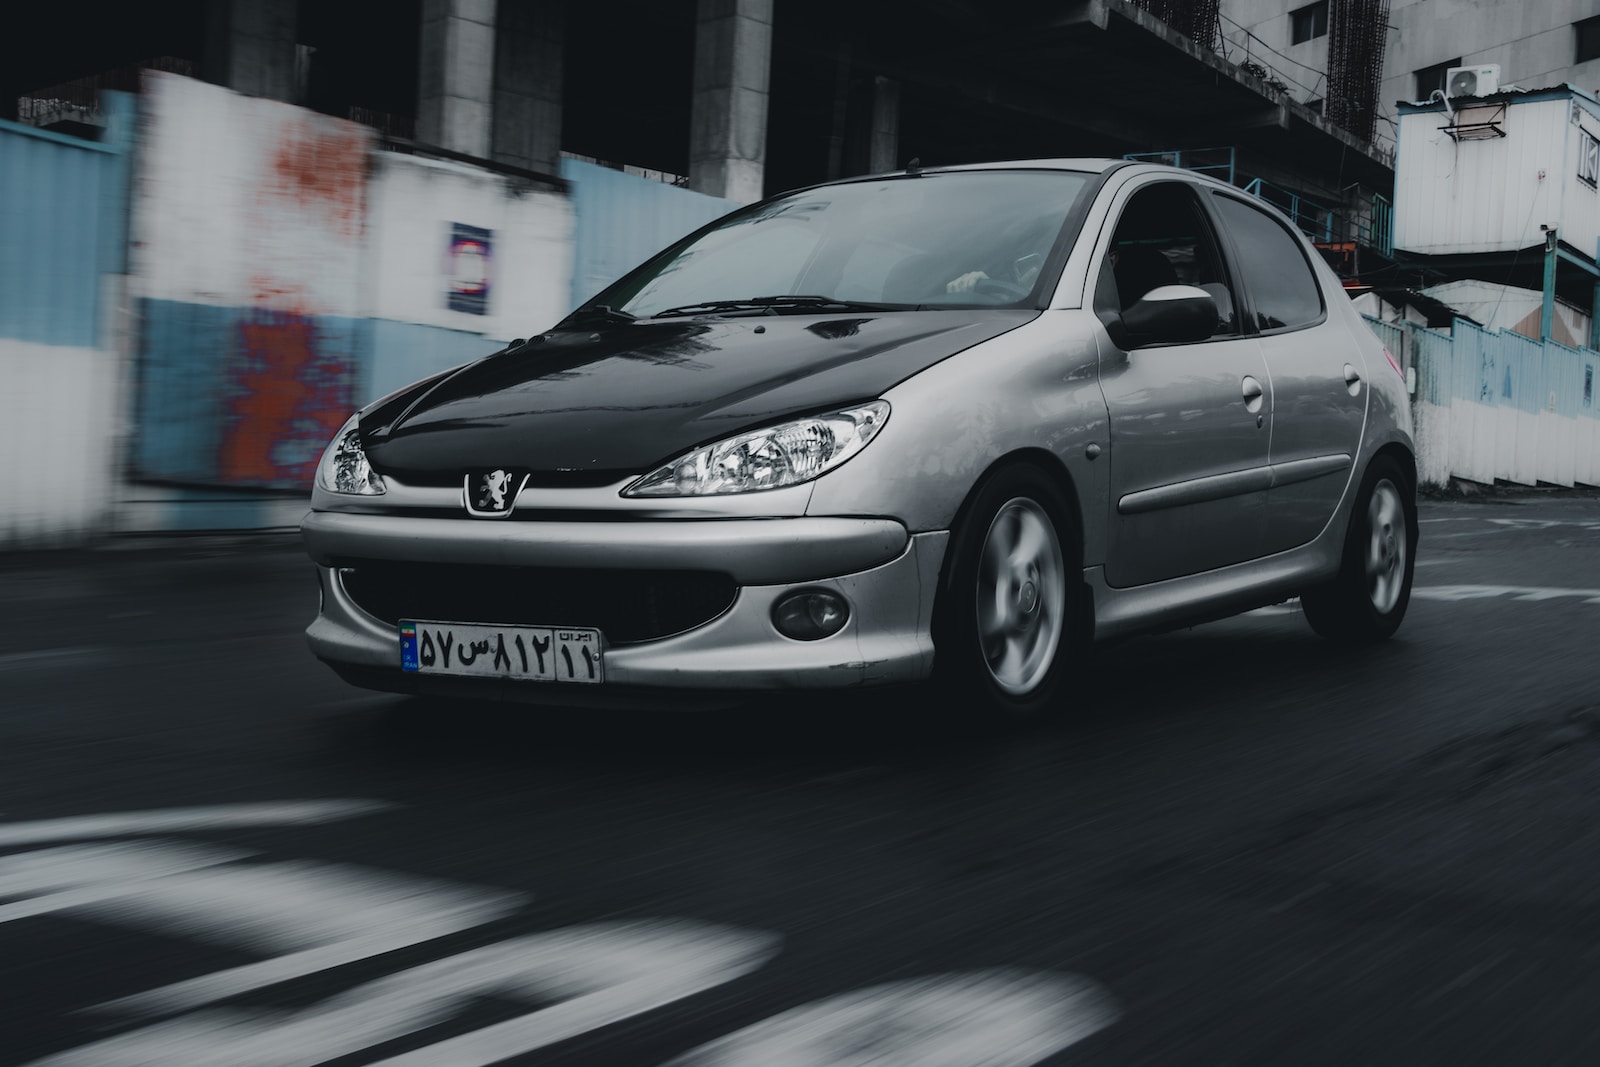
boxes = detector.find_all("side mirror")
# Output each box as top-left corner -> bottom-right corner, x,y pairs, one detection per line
1120,285 -> 1219,347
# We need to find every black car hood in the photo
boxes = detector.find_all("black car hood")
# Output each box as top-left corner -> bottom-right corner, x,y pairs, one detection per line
362,310 -> 1036,483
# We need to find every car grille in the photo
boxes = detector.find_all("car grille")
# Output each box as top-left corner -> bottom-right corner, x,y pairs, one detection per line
337,561 -> 737,645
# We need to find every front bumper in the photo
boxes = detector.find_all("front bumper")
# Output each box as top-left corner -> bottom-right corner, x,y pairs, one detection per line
302,511 -> 948,703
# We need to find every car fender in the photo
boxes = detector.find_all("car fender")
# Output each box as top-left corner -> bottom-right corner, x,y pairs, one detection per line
805,311 -> 1110,564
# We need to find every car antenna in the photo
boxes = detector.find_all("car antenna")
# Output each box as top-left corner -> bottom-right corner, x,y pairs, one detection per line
905,157 -> 922,176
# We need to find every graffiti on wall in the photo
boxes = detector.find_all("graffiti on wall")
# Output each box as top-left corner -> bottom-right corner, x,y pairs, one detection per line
131,73 -> 373,491
218,310 -> 357,488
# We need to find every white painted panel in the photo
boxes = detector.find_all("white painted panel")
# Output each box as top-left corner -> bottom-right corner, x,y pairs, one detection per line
0,339 -> 118,547
135,72 -> 372,316
1395,97 -> 1596,256
365,152 -> 575,342
1414,400 -> 1452,487
1580,414 -> 1599,485
1516,407 -> 1540,485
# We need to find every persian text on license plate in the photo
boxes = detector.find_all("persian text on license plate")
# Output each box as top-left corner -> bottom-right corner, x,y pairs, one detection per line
400,620 -> 603,684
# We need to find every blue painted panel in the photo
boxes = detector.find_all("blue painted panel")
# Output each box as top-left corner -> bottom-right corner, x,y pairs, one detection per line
134,300 -> 235,483
0,97 -> 130,347
364,319 -> 504,404
134,299 -> 364,490
561,158 -> 738,311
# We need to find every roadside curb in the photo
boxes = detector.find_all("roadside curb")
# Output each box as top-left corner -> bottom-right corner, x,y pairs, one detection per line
1419,480 -> 1600,502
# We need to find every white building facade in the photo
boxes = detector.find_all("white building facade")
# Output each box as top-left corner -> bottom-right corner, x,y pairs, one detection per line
1220,0 -> 1600,154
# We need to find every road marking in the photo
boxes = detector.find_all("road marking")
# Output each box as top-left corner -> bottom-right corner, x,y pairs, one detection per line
0,843 -> 248,925
35,922 -> 780,1067
1487,518 -> 1600,531
4,805 -> 1115,1066
661,970 -> 1119,1067
1414,584 -> 1600,604
0,799 -> 393,849
87,858 -> 528,1017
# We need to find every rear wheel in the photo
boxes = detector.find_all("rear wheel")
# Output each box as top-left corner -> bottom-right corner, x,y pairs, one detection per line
1301,455 -> 1416,643
933,464 -> 1082,721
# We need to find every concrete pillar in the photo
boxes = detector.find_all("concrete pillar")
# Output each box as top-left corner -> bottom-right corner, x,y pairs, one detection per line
492,0 -> 564,176
418,0 -> 497,158
688,0 -> 772,204
205,0 -> 298,103
868,76 -> 900,174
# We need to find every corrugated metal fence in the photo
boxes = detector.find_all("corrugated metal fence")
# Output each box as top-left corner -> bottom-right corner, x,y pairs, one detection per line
0,94 -> 134,546
1363,314 -> 1600,488
561,158 -> 736,310
0,101 -> 130,347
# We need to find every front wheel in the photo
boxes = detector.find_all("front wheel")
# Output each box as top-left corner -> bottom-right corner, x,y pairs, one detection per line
1301,455 -> 1417,643
933,464 -> 1082,720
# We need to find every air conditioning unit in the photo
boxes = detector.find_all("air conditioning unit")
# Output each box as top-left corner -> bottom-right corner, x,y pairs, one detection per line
1446,64 -> 1501,98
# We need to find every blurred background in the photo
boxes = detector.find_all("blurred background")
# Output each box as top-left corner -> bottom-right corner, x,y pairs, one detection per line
5,0 -> 1600,545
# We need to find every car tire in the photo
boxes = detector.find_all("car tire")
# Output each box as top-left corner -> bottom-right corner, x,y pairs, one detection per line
932,463 -> 1083,722
1301,454 -> 1417,643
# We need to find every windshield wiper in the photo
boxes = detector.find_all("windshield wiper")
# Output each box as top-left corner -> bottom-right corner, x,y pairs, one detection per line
560,304 -> 637,327
650,295 -> 906,318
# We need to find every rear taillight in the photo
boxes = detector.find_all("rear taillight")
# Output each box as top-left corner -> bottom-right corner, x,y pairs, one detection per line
1384,348 -> 1404,378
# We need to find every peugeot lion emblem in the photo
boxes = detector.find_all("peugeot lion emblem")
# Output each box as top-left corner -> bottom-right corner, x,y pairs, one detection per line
463,468 -> 530,518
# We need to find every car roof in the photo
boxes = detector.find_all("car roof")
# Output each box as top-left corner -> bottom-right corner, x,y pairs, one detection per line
846,158 -> 1129,181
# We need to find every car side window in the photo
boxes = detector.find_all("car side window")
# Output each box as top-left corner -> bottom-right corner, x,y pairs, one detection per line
1210,194 -> 1325,332
1098,182 -> 1239,338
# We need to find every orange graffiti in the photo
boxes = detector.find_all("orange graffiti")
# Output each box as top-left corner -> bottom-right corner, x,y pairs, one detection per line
265,115 -> 368,239
218,311 -> 353,487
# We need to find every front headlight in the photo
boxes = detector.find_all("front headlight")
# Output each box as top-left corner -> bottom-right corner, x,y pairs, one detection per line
623,401 -> 890,497
315,413 -> 386,495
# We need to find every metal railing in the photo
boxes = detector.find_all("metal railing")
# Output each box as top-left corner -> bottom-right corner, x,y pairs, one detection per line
1123,146 -> 1236,185
1126,147 -> 1394,258
1242,177 -> 1334,241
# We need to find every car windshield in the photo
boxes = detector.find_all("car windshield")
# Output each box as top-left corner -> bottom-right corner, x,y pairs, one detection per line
593,169 -> 1095,318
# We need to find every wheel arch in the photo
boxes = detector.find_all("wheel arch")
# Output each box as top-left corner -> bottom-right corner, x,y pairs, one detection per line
1371,441 -> 1417,496
937,447 -> 1088,594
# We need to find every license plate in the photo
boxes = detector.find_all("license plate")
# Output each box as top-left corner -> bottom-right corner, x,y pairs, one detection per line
400,620 -> 603,684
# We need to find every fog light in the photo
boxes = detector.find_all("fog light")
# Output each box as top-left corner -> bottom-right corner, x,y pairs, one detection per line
772,590 -> 850,640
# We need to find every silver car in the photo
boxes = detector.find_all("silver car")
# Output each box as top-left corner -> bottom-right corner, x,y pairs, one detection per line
302,159 -> 1416,717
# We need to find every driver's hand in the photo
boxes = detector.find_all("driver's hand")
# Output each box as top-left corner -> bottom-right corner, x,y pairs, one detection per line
945,270 -> 989,293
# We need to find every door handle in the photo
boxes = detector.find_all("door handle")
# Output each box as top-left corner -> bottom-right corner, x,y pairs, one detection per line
1344,363 -> 1362,396
1241,375 -> 1264,413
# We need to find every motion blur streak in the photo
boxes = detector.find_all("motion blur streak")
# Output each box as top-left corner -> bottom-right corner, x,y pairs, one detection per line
35,922 -> 780,1067
86,858 -> 527,1017
0,799 -> 394,848
662,970 -> 1119,1067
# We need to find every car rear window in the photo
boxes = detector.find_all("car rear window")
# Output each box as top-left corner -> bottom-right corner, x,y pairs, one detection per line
1211,193 -> 1325,332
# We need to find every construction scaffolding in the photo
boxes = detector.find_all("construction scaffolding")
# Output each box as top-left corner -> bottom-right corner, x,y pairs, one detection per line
1132,0 -> 1221,51
1325,0 -> 1391,143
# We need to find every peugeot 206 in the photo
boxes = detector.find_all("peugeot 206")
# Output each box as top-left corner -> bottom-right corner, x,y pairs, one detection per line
302,159 -> 1417,717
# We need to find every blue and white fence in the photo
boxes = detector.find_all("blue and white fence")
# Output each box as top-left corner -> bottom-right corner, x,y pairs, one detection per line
0,94 -> 134,547
1364,314 -> 1600,489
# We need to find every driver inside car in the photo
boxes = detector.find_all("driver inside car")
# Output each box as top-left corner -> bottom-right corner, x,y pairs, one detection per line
880,215 -> 1058,303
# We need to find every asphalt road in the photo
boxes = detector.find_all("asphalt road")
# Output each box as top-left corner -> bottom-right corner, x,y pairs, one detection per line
3,491 -> 1600,1065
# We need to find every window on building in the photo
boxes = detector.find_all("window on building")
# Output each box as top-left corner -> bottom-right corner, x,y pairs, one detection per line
1579,16 -> 1600,64
1290,2 -> 1329,45
1579,129 -> 1600,189
1414,58 -> 1463,100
